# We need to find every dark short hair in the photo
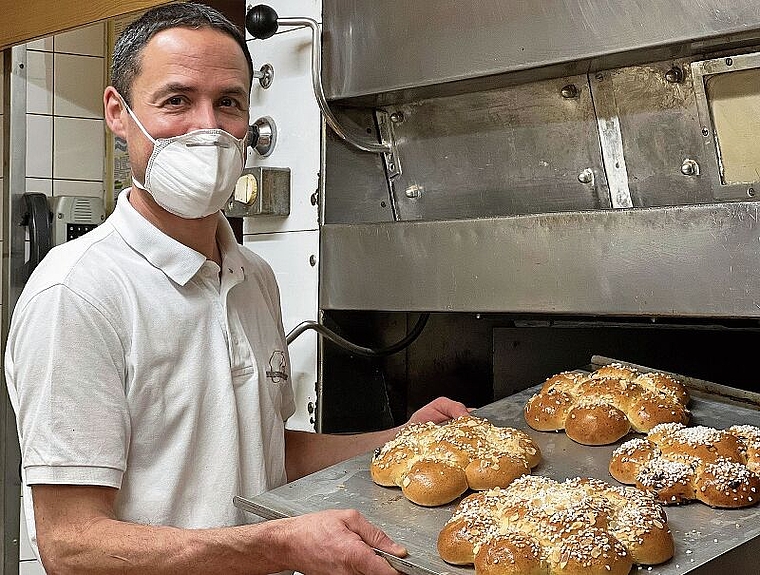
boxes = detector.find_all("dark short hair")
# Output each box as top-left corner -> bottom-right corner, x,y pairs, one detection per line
111,2 -> 253,105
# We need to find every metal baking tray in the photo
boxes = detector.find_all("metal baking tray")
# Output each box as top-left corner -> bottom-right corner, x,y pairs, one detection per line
234,356 -> 760,575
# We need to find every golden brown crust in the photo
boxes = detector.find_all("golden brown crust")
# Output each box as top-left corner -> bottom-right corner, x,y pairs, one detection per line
474,532 -> 547,575
564,403 -> 631,446
438,475 -> 673,575
371,415 -> 541,506
525,363 -> 690,445
401,459 -> 468,506
465,454 -> 530,491
523,390 -> 574,431
609,423 -> 760,508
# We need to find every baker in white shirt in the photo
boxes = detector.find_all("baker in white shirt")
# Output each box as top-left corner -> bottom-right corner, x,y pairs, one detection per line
4,3 -> 470,575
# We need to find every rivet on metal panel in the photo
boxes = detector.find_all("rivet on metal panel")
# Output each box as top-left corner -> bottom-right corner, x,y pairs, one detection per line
595,72 -> 604,81
390,111 -> 405,123
309,255 -> 317,267
405,184 -> 423,198
701,127 -> 710,137
748,187 -> 756,198
664,66 -> 684,83
560,84 -> 579,98
680,159 -> 700,176
578,168 -> 594,184
726,57 -> 734,67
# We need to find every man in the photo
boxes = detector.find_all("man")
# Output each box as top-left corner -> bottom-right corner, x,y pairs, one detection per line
4,4 -> 469,574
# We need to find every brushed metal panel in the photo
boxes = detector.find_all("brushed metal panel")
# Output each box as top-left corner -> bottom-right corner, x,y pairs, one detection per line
323,109 -> 395,224
382,75 -> 610,220
320,202 -> 760,316
323,0 -> 760,101
592,61 -> 715,207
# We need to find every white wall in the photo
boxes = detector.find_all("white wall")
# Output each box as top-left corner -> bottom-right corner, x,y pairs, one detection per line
243,0 -> 322,432
24,24 -> 106,200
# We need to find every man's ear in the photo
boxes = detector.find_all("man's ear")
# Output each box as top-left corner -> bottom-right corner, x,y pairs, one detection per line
103,86 -> 127,138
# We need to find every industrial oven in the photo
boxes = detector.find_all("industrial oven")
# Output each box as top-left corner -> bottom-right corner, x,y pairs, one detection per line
239,1 -> 760,573
311,0 -> 760,430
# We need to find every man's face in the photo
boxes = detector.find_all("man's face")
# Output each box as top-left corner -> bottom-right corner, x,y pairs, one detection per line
117,27 -> 251,186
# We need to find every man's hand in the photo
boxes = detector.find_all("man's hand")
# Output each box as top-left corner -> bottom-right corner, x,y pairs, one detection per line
278,509 -> 406,575
407,396 -> 471,425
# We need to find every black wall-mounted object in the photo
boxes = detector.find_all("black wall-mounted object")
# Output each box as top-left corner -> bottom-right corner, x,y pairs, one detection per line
19,192 -> 52,282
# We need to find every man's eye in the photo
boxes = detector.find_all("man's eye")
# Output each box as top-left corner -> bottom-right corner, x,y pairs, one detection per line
166,96 -> 184,106
220,97 -> 235,107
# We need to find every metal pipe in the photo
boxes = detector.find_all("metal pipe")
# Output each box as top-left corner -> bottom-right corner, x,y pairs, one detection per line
286,313 -> 430,357
270,16 -> 391,154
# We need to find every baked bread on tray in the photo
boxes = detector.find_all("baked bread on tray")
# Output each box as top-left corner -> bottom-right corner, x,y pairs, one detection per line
524,363 -> 690,445
437,475 -> 674,575
370,415 -> 541,506
609,422 -> 760,508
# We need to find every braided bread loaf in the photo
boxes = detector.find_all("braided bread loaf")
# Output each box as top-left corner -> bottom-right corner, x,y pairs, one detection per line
437,475 -> 674,575
370,415 -> 541,506
609,422 -> 760,507
524,364 -> 690,445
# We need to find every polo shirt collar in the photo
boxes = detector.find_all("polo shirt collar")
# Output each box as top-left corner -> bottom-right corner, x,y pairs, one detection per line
110,189 -> 243,286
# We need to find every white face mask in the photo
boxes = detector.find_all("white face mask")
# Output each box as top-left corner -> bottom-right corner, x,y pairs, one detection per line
121,97 -> 247,219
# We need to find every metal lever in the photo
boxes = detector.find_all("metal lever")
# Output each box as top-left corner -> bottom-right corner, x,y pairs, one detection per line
245,4 -> 390,154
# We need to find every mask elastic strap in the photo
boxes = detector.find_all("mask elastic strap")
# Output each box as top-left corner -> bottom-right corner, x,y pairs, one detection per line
118,94 -> 157,145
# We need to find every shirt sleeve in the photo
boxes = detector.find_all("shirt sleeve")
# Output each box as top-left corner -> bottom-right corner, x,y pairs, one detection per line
6,284 -> 129,488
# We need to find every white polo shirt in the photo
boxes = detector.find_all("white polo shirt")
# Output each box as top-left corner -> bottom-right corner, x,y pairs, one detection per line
5,191 -> 295,555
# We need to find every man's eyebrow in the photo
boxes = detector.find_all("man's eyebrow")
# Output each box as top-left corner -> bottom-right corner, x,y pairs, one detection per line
151,83 -> 249,100
152,82 -> 195,99
220,86 -> 249,98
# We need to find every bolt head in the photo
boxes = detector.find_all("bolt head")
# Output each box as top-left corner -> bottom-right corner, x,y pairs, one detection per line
578,169 -> 594,184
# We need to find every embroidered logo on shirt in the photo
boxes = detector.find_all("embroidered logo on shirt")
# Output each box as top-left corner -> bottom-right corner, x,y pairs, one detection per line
266,350 -> 288,383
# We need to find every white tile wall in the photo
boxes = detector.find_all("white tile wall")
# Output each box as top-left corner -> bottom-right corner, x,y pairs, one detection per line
26,115 -> 53,178
25,21 -> 106,205
54,54 -> 104,118
244,231 -> 319,431
55,23 -> 105,57
53,117 -> 105,180
53,179 -> 105,198
19,562 -> 47,575
25,178 -> 53,196
25,50 -> 53,115
26,36 -> 52,52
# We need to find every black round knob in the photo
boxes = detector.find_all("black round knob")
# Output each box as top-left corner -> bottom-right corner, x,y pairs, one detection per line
246,5 -> 279,39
